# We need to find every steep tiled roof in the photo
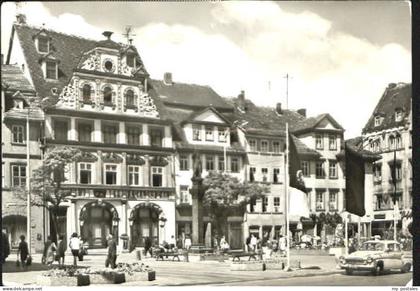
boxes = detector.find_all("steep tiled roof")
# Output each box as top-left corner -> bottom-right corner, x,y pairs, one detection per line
223,97 -> 305,137
3,107 -> 44,121
292,135 -> 321,158
13,24 -> 98,98
150,79 -> 232,110
291,113 -> 344,134
1,64 -> 35,93
362,83 -> 411,134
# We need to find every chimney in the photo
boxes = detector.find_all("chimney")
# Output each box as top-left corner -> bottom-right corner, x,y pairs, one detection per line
276,103 -> 282,115
16,14 -> 27,25
163,72 -> 173,85
102,31 -> 113,40
297,108 -> 306,117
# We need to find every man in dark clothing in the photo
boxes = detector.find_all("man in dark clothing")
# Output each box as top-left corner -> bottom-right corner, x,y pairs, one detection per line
1,232 -> 10,263
18,235 -> 29,270
106,235 -> 117,269
144,236 -> 152,257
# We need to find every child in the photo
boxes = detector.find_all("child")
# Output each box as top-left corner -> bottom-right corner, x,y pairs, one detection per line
57,235 -> 66,266
17,235 -> 29,271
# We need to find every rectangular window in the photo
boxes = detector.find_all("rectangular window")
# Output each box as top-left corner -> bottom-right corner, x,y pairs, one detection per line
12,165 -> 26,187
127,126 -> 141,145
205,155 -> 214,171
128,165 -> 140,186
329,191 -> 338,211
315,134 -> 323,149
150,127 -> 163,147
274,197 -> 280,212
273,168 -> 280,184
205,126 -> 214,141
180,185 -> 190,204
249,139 -> 257,151
54,120 -> 68,141
261,140 -> 269,152
249,167 -> 256,182
316,162 -> 325,179
105,164 -> 117,185
231,157 -> 239,173
192,125 -> 202,141
262,197 -> 268,212
46,61 -> 57,79
301,161 -> 310,177
126,54 -> 135,68
316,191 -> 325,211
395,111 -> 403,122
151,167 -> 163,187
218,156 -> 225,172
38,36 -> 49,53
262,168 -> 268,182
180,155 -> 189,171
12,125 -> 25,144
329,161 -> 337,178
329,135 -> 337,150
373,163 -> 382,182
78,123 -> 92,142
79,163 -> 92,184
218,127 -> 227,142
103,124 -> 118,144
273,141 -> 281,153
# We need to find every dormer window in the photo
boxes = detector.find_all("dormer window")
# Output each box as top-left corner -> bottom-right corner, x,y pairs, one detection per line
395,110 -> 403,122
82,84 -> 92,102
37,35 -> 49,53
126,54 -> 135,68
46,60 -> 58,79
374,116 -> 382,127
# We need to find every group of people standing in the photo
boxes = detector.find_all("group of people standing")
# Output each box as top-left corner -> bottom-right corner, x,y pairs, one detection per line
245,233 -> 288,257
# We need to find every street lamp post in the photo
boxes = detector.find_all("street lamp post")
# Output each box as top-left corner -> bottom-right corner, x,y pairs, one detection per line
26,102 -> 32,253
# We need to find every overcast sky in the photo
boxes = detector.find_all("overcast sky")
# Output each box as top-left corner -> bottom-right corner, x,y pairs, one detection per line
1,1 -> 411,138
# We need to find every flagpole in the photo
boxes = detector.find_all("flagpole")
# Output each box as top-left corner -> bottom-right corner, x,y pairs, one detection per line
285,122 -> 290,270
393,148 -> 397,241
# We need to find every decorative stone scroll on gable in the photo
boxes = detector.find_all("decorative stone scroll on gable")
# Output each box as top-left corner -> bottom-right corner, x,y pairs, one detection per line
79,151 -> 98,162
138,93 -> 159,118
150,156 -> 169,167
126,154 -> 145,165
57,78 -> 78,109
81,52 -> 101,71
102,152 -> 123,163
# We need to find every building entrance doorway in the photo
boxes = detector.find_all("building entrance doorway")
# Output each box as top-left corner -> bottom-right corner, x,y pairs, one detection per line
130,203 -> 162,247
80,201 -> 119,248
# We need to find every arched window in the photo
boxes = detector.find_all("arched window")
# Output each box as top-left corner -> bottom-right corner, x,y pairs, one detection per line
103,86 -> 113,103
82,84 -> 91,102
388,135 -> 395,150
396,135 -> 402,149
125,89 -> 135,107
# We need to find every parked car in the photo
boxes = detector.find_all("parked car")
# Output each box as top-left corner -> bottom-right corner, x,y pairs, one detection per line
339,240 -> 411,275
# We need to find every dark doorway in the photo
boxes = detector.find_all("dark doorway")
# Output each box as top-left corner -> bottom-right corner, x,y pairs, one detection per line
131,206 -> 160,247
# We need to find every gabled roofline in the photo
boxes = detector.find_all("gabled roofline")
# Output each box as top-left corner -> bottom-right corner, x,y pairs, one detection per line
6,24 -> 16,64
181,106 -> 232,126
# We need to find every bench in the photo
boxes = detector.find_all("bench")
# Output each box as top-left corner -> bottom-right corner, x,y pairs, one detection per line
156,252 -> 181,261
231,252 -> 259,261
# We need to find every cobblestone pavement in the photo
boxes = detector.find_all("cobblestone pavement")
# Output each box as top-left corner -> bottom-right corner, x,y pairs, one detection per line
1,252 -> 345,286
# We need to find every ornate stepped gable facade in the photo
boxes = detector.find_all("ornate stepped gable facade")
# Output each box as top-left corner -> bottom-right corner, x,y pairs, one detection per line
7,19 -> 176,249
361,82 -> 412,237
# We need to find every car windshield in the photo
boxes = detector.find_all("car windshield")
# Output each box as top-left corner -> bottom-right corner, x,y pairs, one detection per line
360,242 -> 384,251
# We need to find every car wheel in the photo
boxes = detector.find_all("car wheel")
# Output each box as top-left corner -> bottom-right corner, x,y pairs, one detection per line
372,264 -> 382,276
345,269 -> 353,275
401,263 -> 411,273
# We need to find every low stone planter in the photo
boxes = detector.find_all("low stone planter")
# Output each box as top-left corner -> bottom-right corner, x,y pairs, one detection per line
88,273 -> 114,284
230,261 -> 265,271
264,260 -> 285,270
36,274 -> 90,286
125,271 -> 156,282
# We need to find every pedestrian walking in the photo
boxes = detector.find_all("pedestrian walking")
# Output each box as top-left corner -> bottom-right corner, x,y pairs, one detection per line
69,233 -> 80,267
17,235 -> 29,271
245,235 -> 251,252
144,236 -> 152,257
220,236 -> 230,252
106,234 -> 117,269
2,232 -> 10,263
176,235 -> 183,250
56,235 -> 66,266
42,236 -> 53,264
184,235 -> 192,250
250,234 -> 257,252
278,235 -> 286,257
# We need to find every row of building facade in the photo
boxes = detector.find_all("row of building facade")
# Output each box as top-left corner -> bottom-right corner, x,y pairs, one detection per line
1,16 -> 413,252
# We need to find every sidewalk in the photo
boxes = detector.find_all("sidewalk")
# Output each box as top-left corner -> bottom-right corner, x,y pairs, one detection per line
2,252 -> 341,286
